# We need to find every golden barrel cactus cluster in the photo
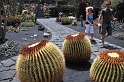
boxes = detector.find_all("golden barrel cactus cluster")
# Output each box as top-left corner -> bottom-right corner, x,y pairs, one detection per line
16,40 -> 65,82
90,50 -> 124,82
62,32 -> 92,62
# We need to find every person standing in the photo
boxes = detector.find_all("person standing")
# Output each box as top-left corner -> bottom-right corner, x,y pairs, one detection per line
85,6 -> 95,42
98,0 -> 116,46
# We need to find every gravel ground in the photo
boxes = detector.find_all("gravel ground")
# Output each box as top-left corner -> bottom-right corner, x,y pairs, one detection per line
60,20 -> 124,48
0,18 -> 123,82
1,20 -> 123,61
0,24 -> 52,61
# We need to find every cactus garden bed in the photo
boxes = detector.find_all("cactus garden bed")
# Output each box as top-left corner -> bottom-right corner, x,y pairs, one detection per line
0,24 -> 52,61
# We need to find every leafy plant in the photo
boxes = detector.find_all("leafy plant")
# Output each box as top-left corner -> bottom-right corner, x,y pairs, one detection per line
20,22 -> 35,27
61,17 -> 72,25
43,7 -> 51,18
57,0 -> 66,5
101,0 -> 123,8
20,10 -> 27,21
59,12 -> 63,16
6,15 -> 21,26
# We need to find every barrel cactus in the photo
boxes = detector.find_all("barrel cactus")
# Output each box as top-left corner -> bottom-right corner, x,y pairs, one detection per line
62,32 -> 92,62
90,50 -> 124,82
16,40 -> 65,82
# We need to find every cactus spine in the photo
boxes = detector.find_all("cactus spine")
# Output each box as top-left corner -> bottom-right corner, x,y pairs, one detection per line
62,32 -> 92,62
90,50 -> 124,82
16,40 -> 65,82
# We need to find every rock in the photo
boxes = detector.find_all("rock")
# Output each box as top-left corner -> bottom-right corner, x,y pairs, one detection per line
43,32 -> 50,37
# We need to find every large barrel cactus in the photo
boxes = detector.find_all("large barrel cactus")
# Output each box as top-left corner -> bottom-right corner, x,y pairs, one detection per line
16,40 -> 65,82
62,32 -> 92,62
90,50 -> 124,82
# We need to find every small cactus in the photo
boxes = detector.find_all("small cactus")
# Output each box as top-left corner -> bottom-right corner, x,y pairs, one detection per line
62,32 -> 92,62
72,20 -> 77,26
16,40 -> 65,82
113,33 -> 124,40
90,50 -> 124,82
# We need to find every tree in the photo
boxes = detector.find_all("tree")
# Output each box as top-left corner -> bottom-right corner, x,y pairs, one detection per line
111,0 -> 123,7
57,0 -> 66,5
101,0 -> 123,8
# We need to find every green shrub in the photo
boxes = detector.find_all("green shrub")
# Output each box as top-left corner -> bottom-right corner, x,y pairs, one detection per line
57,0 -> 66,5
43,7 -> 51,18
61,17 -> 72,25
7,16 -> 21,26
21,10 -> 35,22
20,22 -> 35,27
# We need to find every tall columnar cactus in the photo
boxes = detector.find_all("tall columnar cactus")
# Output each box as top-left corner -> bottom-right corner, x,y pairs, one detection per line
90,50 -> 124,82
62,32 -> 92,62
0,0 -> 7,40
16,40 -> 65,82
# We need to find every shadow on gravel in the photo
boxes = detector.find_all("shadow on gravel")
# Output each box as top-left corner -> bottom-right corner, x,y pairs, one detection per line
101,44 -> 121,50
0,38 -> 8,44
90,40 -> 97,44
65,59 -> 93,71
